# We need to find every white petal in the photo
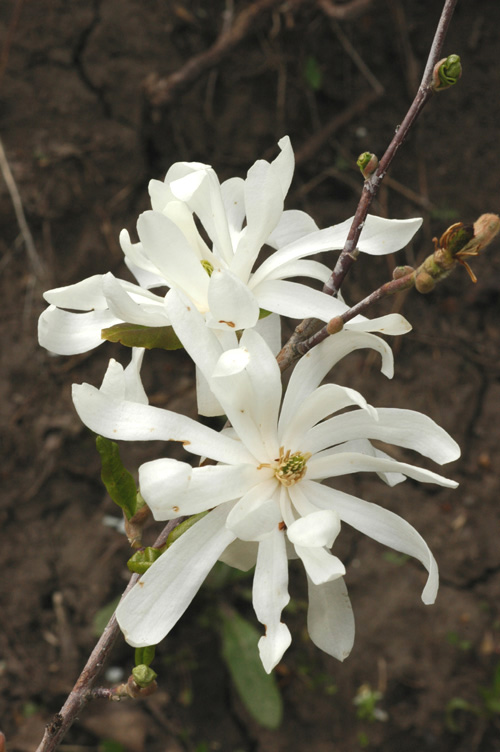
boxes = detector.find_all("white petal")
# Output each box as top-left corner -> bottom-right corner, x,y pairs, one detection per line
253,526 -> 291,673
253,313 -> 282,356
195,366 -> 224,417
308,450 -> 458,488
170,166 -> 235,266
266,209 -> 319,250
38,306 -> 119,355
302,481 -> 439,604
166,289 -> 223,377
265,259 -> 332,284
116,503 -> 236,647
346,313 -> 412,336
273,135 -> 295,198
72,382 -> 255,465
119,228 -> 164,279
102,273 -> 170,326
213,346 -> 251,377
306,407 -> 460,463
124,348 -> 148,404
356,215 -> 423,255
140,460 -> 264,519
43,275 -> 108,310
137,210 -> 209,305
307,576 -> 354,661
225,479 -> 281,541
221,176 -> 246,247
238,329 -> 281,456
253,279 -> 349,322
281,383 -> 376,450
206,269 -> 260,331
294,544 -> 345,585
286,509 -> 341,548
279,330 -> 393,433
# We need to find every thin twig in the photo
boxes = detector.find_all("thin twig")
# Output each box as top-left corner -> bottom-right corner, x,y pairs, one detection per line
317,0 -> 373,21
0,136 -> 46,280
277,0 -> 459,371
36,518 -> 182,752
144,0 -> 293,109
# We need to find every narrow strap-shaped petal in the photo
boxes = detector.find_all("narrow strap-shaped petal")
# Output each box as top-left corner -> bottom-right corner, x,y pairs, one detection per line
344,313 -> 412,336
307,450 -> 458,488
301,481 -> 439,604
220,176 -> 245,248
219,539 -> 258,571
72,382 -> 255,465
100,350 -> 147,405
43,274 -> 108,310
266,209 -> 319,250
139,460 -> 266,519
294,544 -> 345,585
305,407 -> 460,463
38,306 -> 120,355
253,312 -> 282,356
272,135 -> 294,198
355,215 -> 422,255
279,330 -> 393,434
116,503 -> 237,647
286,509 -> 341,549
253,526 -> 291,673
280,382 -> 376,449
263,258 -> 332,284
102,273 -> 170,326
306,576 -> 354,661
253,279 -> 349,321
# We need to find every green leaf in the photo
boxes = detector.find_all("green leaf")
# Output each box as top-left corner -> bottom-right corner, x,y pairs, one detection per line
96,436 -> 138,520
165,511 -> 209,547
127,545 -> 166,574
101,322 -> 183,350
99,740 -> 126,752
219,607 -> 283,729
135,645 -> 156,667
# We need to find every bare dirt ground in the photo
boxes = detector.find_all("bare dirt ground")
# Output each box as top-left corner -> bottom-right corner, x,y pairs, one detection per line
2,1 -> 500,750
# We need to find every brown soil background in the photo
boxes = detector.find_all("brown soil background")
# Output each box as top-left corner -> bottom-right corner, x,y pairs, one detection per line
2,1 -> 500,750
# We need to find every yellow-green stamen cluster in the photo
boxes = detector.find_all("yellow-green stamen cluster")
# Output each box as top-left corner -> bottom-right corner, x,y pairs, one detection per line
274,447 -> 312,487
200,259 -> 214,276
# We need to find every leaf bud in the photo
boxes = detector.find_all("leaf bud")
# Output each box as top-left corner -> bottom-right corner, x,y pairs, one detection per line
132,664 -> 158,688
392,265 -> 414,280
414,271 -> 435,294
432,54 -> 462,91
356,152 -> 379,179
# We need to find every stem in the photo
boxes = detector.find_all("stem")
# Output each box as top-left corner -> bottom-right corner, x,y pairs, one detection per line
295,271 -> 415,356
36,518 -> 182,752
277,0 -> 458,371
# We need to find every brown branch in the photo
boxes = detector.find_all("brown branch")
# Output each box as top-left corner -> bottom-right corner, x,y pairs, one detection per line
277,0 -> 459,372
317,0 -> 373,21
36,518 -> 182,752
144,0 -> 294,109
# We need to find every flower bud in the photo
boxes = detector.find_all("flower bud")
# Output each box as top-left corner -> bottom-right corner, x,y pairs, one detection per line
326,316 -> 344,335
392,265 -> 414,280
132,664 -> 158,688
432,55 -> 462,91
414,271 -> 435,294
356,152 -> 378,179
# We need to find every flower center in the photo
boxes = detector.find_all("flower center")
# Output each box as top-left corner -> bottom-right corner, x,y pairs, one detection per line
200,259 -> 214,276
274,447 -> 311,487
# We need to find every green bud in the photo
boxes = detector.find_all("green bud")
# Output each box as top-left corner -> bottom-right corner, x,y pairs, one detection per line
132,664 -> 158,688
356,152 -> 378,179
433,55 -> 462,91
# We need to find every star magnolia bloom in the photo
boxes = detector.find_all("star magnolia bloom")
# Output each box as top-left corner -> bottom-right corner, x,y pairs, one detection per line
39,136 -> 422,358
72,291 -> 460,672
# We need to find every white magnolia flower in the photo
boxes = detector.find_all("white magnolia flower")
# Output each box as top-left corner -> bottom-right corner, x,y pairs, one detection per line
72,291 -> 459,672
39,136 -> 422,358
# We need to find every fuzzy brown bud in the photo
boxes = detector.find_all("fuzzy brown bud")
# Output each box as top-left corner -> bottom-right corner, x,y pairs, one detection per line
414,271 -> 436,294
392,265 -> 414,280
326,316 -> 344,335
